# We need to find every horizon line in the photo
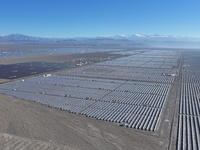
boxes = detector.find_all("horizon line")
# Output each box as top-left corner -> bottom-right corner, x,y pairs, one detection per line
0,33 -> 200,39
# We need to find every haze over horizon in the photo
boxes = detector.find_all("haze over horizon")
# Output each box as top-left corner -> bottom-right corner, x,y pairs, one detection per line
0,0 -> 200,38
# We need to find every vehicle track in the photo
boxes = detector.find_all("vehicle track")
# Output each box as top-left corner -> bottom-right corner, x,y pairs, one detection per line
0,133 -> 67,150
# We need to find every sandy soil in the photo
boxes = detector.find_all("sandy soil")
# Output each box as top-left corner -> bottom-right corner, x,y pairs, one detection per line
0,52 -> 123,65
0,133 -> 68,150
0,43 -> 95,50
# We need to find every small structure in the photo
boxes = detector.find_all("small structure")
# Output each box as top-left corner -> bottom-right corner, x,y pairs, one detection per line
171,74 -> 176,77
43,74 -> 51,77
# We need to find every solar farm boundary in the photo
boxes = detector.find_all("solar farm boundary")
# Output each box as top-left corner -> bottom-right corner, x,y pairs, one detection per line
168,55 -> 183,150
140,53 -> 182,150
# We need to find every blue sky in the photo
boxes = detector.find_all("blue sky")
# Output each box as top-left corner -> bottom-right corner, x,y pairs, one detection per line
0,0 -> 200,38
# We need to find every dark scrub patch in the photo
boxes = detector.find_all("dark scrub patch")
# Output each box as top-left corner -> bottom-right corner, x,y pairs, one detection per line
0,62 -> 70,79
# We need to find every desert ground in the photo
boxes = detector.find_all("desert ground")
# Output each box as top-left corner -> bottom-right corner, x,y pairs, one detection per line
0,45 -> 199,150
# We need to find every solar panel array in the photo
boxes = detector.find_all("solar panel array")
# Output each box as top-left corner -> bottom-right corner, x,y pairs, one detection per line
177,71 -> 200,150
0,50 -> 180,132
57,50 -> 179,84
0,75 -> 171,131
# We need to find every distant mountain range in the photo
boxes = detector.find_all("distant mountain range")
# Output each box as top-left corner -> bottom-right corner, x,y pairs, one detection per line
0,34 -> 61,42
0,33 -> 200,48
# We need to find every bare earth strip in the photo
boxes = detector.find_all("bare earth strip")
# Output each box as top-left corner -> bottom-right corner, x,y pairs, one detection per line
0,79 -> 10,84
0,52 -> 122,64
